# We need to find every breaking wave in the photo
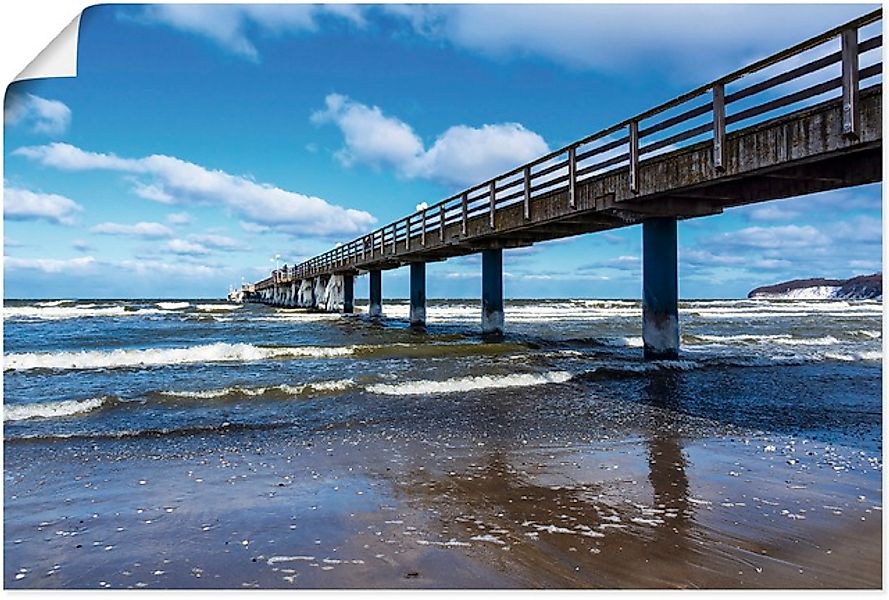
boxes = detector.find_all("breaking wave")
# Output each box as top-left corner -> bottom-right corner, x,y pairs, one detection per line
4,342 -> 355,372
159,378 -> 355,400
366,371 -> 573,396
4,305 -> 163,321
157,302 -> 190,310
4,397 -> 112,422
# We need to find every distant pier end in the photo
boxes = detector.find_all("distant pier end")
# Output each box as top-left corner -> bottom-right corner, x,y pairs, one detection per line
237,10 -> 883,358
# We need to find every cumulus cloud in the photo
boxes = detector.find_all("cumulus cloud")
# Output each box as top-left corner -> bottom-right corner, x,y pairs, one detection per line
4,256 -> 97,274
166,239 -> 210,256
14,142 -> 376,237
703,224 -> 830,251
4,93 -> 72,136
91,221 -> 174,239
4,187 -> 83,225
312,93 -> 549,188
188,234 -> 242,251
166,212 -> 192,225
383,4 -> 867,77
137,4 -> 365,61
72,239 -> 93,252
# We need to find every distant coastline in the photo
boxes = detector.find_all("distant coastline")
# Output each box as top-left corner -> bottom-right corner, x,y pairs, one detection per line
748,273 -> 882,300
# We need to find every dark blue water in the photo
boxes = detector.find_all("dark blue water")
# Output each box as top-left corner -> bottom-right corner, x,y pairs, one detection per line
3,298 -> 882,452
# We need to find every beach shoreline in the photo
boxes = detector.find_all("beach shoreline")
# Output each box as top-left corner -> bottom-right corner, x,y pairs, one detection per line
5,396 -> 881,589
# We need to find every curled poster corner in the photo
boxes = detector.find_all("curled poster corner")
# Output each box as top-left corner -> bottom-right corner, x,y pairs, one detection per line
15,13 -> 81,82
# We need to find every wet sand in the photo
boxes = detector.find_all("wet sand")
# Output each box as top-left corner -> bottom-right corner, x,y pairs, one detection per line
4,403 -> 881,589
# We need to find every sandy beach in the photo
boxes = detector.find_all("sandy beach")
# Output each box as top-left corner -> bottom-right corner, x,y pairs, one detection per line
5,366 -> 881,589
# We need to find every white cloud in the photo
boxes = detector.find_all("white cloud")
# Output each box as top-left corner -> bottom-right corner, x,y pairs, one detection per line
166,212 -> 192,225
117,258 -> 219,278
133,182 -> 175,203
91,221 -> 174,239
384,5 -> 868,77
15,142 -> 376,237
166,239 -> 210,256
5,256 -> 97,274
746,205 -> 800,222
137,5 -> 364,61
188,234 -> 242,251
832,216 -> 882,245
72,239 -> 92,252
4,187 -> 83,225
4,93 -> 71,136
705,224 -> 830,251
312,93 -> 549,188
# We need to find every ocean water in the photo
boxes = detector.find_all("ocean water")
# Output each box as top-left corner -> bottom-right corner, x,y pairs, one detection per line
2,298 -> 882,449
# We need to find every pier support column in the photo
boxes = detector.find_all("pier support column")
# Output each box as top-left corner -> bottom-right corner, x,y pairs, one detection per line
343,274 -> 354,314
409,262 -> 426,327
369,270 -> 382,317
481,249 -> 504,336
643,217 -> 679,359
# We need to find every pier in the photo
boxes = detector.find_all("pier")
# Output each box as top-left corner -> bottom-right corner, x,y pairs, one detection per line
243,10 -> 882,359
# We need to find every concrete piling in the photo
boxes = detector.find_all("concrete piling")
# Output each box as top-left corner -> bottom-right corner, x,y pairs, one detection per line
369,270 -> 382,317
481,249 -> 504,336
642,217 -> 679,359
409,262 -> 426,327
343,274 -> 354,314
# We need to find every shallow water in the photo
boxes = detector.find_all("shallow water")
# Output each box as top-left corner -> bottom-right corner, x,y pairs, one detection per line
3,298 -> 882,588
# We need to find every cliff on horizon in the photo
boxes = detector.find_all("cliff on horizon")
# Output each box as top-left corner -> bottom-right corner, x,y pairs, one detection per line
748,273 -> 882,300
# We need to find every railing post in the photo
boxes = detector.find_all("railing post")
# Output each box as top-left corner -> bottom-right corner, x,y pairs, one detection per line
405,217 -> 411,251
439,204 -> 445,242
391,224 -> 396,254
712,82 -> 726,171
461,192 -> 468,235
523,165 -> 531,220
628,120 -> 639,194
568,146 -> 577,208
489,180 -> 496,229
841,27 -> 859,139
421,210 -> 426,246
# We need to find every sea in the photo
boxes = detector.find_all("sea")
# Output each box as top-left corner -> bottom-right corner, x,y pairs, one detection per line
2,297 -> 884,588
3,297 -> 882,449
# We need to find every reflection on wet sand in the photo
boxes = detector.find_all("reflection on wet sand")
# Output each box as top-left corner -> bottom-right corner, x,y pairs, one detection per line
375,373 -> 714,587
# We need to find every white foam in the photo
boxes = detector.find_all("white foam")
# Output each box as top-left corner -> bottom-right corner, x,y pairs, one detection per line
196,304 -> 240,312
822,350 -> 882,362
5,397 -> 108,421
160,379 -> 355,399
267,556 -> 315,565
35,300 -> 74,307
854,330 -> 882,339
4,305 -> 162,321
156,302 -> 190,310
367,371 -> 572,396
5,342 -> 355,371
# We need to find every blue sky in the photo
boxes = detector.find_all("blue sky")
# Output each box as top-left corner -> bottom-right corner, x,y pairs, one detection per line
3,3 -> 882,299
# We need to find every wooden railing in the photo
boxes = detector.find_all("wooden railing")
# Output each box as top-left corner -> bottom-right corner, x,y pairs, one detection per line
264,9 -> 882,287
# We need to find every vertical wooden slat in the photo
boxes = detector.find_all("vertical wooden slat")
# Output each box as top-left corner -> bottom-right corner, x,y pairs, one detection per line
712,82 -> 726,171
461,192 -> 468,235
391,224 -> 396,254
421,210 -> 426,246
405,217 -> 411,251
568,146 -> 577,208
628,121 -> 639,194
439,204 -> 445,242
841,27 -> 859,139
523,165 -> 531,220
489,181 -> 496,229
